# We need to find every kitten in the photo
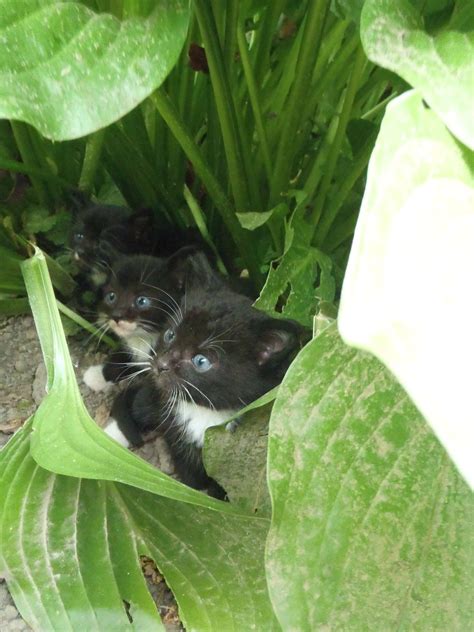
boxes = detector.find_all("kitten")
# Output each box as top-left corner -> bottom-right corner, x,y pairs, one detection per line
103,253 -> 305,498
83,248 -> 201,392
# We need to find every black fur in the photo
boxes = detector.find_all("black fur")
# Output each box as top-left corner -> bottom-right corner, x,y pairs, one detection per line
108,253 -> 306,498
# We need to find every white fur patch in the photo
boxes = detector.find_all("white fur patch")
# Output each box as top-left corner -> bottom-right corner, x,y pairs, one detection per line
90,268 -> 107,287
126,331 -> 159,361
109,319 -> 137,338
104,419 -> 130,448
83,364 -> 110,392
177,401 -> 237,447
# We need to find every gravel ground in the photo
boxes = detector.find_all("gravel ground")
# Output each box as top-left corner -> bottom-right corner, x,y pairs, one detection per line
0,315 -> 181,630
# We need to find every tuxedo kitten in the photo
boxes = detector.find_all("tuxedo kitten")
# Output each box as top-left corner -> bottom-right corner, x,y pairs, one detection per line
83,247 -> 205,392
83,251 -> 188,393
103,253 -> 305,498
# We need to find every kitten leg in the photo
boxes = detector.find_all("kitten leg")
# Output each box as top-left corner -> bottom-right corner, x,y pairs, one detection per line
103,388 -> 144,447
83,348 -> 137,392
225,416 -> 242,433
83,364 -> 112,392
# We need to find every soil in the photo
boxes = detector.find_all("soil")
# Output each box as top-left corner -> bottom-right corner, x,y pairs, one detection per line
0,315 -> 181,631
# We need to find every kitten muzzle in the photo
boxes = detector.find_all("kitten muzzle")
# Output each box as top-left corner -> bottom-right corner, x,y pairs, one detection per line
109,319 -> 137,337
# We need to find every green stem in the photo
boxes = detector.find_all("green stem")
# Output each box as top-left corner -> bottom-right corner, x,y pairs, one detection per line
0,157 -> 69,186
237,23 -> 272,182
194,0 -> 252,212
269,0 -> 331,205
56,300 -> 116,348
151,89 -> 261,284
10,122 -> 50,206
223,0 -> 238,70
78,129 -> 105,194
252,0 -> 286,85
310,45 -> 367,236
315,138 -> 374,247
183,184 -> 227,275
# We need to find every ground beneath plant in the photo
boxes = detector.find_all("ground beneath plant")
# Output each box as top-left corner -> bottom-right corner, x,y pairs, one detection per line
0,315 -> 182,631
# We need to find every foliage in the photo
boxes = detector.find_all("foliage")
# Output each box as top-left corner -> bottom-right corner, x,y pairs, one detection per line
0,0 -> 472,629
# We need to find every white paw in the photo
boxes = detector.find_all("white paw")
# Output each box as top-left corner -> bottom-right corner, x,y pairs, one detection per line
226,418 -> 242,433
104,419 -> 130,448
83,364 -> 110,392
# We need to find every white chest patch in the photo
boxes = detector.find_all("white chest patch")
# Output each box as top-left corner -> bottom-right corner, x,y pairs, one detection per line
126,331 -> 159,361
176,401 -> 237,447
90,268 -> 107,287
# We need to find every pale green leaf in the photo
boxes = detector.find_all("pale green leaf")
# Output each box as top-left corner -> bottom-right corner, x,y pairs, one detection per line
204,405 -> 272,516
266,324 -> 474,630
0,423 -> 277,631
0,1 -> 190,140
339,90 -> 474,488
361,0 -> 474,148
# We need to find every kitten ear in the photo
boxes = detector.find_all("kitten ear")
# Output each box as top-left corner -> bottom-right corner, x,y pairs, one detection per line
255,320 -> 301,367
128,208 -> 154,242
65,188 -> 91,215
167,248 -> 219,291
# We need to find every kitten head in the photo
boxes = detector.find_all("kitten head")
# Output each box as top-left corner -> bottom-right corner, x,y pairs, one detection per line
70,202 -> 131,269
97,249 -> 201,340
150,254 -> 304,410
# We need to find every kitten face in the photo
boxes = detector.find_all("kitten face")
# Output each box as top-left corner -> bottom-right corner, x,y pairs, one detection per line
98,255 -> 180,340
70,205 -> 131,269
150,286 -> 301,411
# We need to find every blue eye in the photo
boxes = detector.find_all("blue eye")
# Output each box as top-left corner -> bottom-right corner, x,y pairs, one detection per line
135,296 -> 151,309
104,291 -> 116,305
192,354 -> 212,372
163,328 -> 175,344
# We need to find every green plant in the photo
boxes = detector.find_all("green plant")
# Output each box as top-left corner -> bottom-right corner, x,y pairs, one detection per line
0,1 -> 472,629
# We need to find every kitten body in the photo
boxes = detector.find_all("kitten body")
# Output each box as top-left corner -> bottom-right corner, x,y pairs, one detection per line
104,253 -> 305,497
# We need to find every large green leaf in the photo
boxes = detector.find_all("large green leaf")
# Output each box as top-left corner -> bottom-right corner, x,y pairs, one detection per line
205,406 -> 272,517
361,0 -> 474,148
339,90 -> 474,489
266,324 -> 474,629
0,1 -> 190,140
0,422 -> 277,631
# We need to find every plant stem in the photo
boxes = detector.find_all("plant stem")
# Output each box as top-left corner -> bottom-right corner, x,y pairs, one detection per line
310,45 -> 367,237
269,0 -> 331,205
151,89 -> 261,284
194,0 -> 252,212
56,300 -> 116,348
315,137 -> 374,247
10,122 -> 50,207
237,23 -> 272,182
78,129 -> 105,194
0,157 -> 69,187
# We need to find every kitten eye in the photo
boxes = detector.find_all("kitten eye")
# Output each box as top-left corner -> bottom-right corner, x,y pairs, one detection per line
163,328 -> 175,344
104,291 -> 117,305
74,232 -> 85,242
192,354 -> 212,372
135,295 -> 151,309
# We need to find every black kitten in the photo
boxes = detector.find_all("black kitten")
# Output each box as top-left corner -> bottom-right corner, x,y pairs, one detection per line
103,253 -> 305,498
83,248 -> 202,392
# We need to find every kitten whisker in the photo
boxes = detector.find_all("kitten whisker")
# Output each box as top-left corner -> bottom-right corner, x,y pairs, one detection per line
181,378 -> 216,411
120,366 -> 151,386
126,345 -> 153,361
143,283 -> 183,323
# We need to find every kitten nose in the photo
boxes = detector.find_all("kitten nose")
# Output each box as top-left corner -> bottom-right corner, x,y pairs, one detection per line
156,356 -> 170,372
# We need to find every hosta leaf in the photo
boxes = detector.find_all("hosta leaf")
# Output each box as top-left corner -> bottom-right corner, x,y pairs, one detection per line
204,406 -> 272,516
361,0 -> 474,148
266,324 -> 474,630
0,422 -> 276,631
0,0 -> 190,140
339,91 -> 474,488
